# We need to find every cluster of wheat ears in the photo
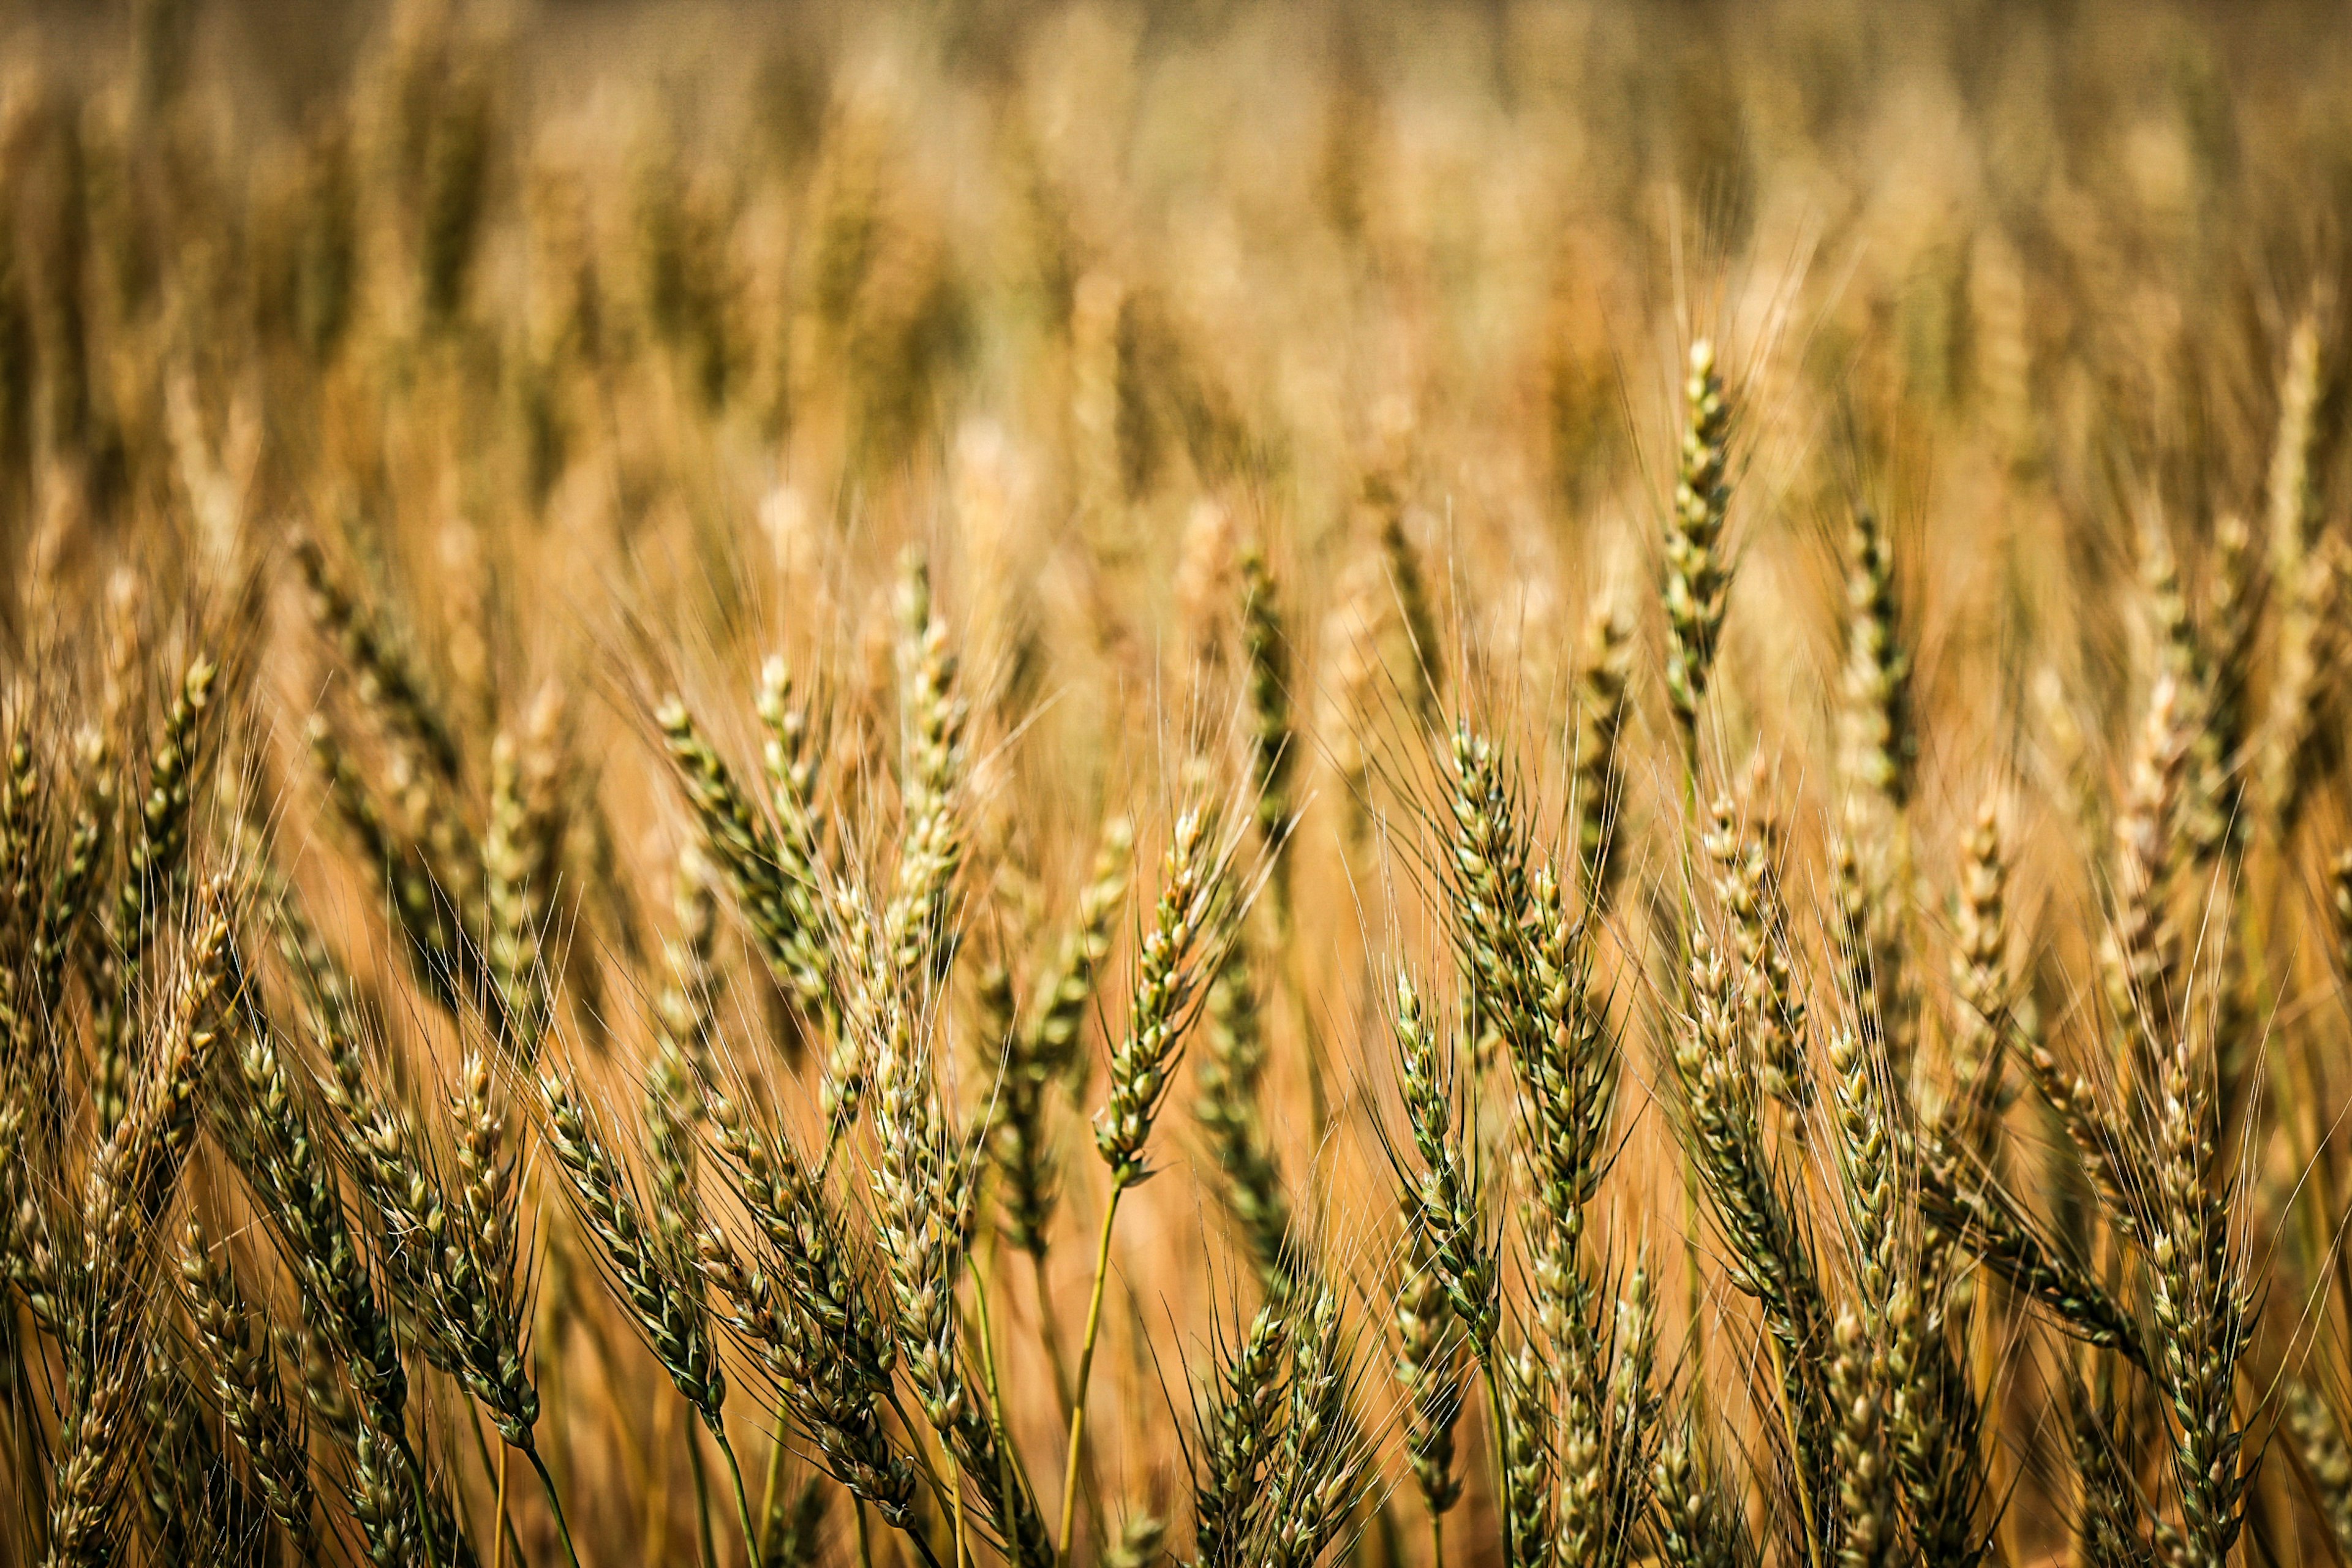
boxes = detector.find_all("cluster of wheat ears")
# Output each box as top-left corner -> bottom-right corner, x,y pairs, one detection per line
7,1 -> 2352,1566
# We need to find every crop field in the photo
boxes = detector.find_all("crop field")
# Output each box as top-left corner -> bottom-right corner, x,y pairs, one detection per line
2,2 -> 2351,1566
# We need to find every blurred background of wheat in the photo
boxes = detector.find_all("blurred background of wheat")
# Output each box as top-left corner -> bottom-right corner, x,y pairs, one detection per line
5,0 -> 2352,1565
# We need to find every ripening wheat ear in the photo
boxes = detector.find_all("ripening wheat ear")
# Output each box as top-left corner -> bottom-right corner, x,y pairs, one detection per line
2286,1380 -> 2352,1558
660,692 -> 831,1023
437,1050 -> 541,1444
1251,1278 -> 1371,1568
13,731 -> 110,1069
0,727 -> 43,916
1838,504 -> 1915,815
1703,793 -> 1809,1118
538,1064 -> 762,1559
1941,796 -> 2014,1159
1393,1213 -> 1468,1559
756,654 -> 836,1015
2101,671 -> 2192,1081
91,654 -> 218,1131
1568,603 -> 1634,910
293,531 -> 477,861
990,813 -> 1131,1267
693,1079 -> 931,1556
180,1213 -> 323,1561
1668,916 -> 1836,1544
1195,930 -> 1295,1300
1237,542 -> 1298,880
1368,473 -> 1444,729
1383,961 -> 1558,1564
138,1338 -> 268,1566
1385,967 -> 1498,1355
112,654 -> 219,971
211,953 -> 412,1442
1662,339 -> 1732,768
1188,1300 -> 1289,1568
1519,859 -> 1658,1568
0,1071 -> 62,1334
1651,1407 -> 1759,1568
2138,994 -> 2253,1565
1517,862 -> 1616,1343
1434,720 -> 1539,1072
2260,533 -> 2348,842
306,711 -> 473,1011
884,551 -> 971,983
1826,1308 -> 1894,1568
0,732 -> 47,1073
482,685 -> 567,1061
2266,300 -> 2328,590
814,552 -> 978,1167
1058,801 -> 1231,1557
47,883 -> 237,1568
857,903 -> 1054,1567
1826,1023 -> 1991,1568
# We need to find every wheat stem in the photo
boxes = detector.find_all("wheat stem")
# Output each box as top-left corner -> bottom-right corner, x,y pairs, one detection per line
492,1442 -> 510,1568
1480,1355 -> 1515,1568
712,1427 -> 763,1568
1057,1186 -> 1123,1559
688,1423 -> 720,1568
526,1443 -> 585,1568
967,1244 -> 1034,1559
757,1415 -> 787,1561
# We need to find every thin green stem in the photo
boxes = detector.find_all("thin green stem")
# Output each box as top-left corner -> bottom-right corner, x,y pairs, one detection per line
967,1244 -> 1028,1551
855,1501 -> 875,1568
1479,1357 -> 1513,1568
755,1412 -> 786,1563
1056,1184 -> 1125,1559
1432,1506 -> 1445,1568
900,1510 -> 949,1568
687,1423 -> 721,1568
1027,1244 -> 1077,1425
466,1398 -> 527,1567
948,1442 -> 968,1568
526,1443 -> 586,1568
710,1425 -> 764,1568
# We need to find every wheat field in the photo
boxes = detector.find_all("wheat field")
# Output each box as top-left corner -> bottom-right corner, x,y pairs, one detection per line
2,1 -> 2352,1565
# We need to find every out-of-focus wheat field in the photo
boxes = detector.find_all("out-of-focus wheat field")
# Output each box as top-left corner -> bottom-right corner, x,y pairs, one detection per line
5,2 -> 2352,1566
